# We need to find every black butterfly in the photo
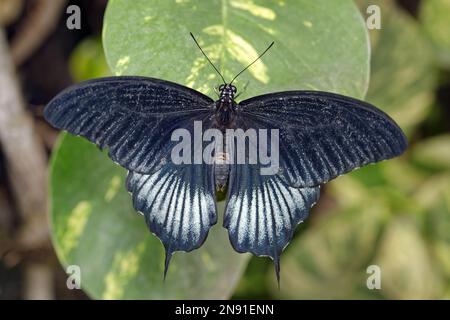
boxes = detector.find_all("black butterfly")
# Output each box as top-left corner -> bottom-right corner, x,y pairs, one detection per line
44,34 -> 407,283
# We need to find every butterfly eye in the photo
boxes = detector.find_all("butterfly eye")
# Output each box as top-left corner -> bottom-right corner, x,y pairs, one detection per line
231,85 -> 237,93
219,84 -> 225,91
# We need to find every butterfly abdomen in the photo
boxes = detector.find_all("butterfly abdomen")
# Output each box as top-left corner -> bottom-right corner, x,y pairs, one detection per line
214,151 -> 229,191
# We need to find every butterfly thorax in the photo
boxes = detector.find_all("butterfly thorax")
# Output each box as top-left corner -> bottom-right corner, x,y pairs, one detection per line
215,84 -> 237,128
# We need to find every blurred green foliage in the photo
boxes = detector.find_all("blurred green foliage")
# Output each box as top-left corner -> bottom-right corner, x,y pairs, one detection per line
420,0 -> 450,68
364,0 -> 436,135
69,37 -> 111,82
256,0 -> 450,299
49,0 -> 450,299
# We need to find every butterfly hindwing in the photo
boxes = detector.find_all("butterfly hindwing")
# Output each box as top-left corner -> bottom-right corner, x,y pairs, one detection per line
44,76 -> 215,174
126,162 -> 217,277
224,162 -> 320,281
239,91 -> 408,187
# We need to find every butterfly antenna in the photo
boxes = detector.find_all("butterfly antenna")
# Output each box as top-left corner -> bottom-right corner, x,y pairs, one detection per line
190,32 -> 227,84
230,41 -> 274,85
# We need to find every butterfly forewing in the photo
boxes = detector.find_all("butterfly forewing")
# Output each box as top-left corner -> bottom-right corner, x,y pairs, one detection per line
237,91 -> 408,188
44,76 -> 215,174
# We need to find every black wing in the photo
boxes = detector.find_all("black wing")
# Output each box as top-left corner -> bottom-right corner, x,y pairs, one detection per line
238,91 -> 408,187
224,161 -> 319,282
126,162 -> 216,278
224,91 -> 406,281
46,76 -> 218,275
223,117 -> 319,282
44,76 -> 215,174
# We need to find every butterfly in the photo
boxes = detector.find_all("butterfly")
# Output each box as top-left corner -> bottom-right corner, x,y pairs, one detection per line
44,33 -> 407,283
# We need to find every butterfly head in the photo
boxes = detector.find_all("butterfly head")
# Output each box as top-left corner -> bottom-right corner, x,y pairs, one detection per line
218,84 -> 237,103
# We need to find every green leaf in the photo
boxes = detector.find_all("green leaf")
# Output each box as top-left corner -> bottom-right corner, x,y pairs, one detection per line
103,0 -> 370,100
420,0 -> 450,68
363,0 -> 437,134
50,0 -> 370,299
